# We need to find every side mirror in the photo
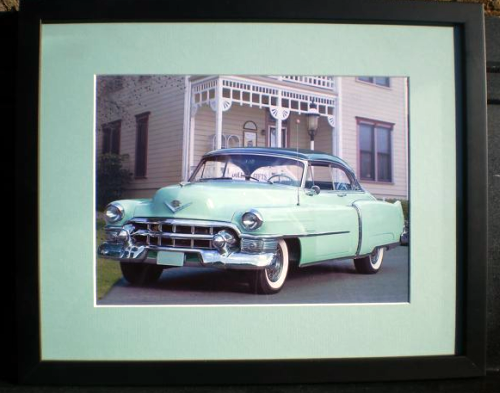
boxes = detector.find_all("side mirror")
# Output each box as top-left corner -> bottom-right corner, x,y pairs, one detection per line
307,185 -> 321,196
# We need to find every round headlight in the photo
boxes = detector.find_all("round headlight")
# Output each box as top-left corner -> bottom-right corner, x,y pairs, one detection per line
241,210 -> 263,230
104,203 -> 124,223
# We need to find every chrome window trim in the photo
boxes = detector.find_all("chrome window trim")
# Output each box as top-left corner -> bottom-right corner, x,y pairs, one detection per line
189,152 -> 308,187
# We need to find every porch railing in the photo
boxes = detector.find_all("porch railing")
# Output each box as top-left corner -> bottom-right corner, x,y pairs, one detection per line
269,76 -> 335,90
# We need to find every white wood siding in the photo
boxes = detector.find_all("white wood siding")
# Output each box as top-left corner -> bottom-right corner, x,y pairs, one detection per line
340,77 -> 408,199
96,76 -> 186,199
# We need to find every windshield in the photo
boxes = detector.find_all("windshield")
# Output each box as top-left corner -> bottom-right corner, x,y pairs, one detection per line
190,154 -> 305,187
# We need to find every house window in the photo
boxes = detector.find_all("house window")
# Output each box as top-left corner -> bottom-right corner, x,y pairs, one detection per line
358,120 -> 393,182
357,76 -> 390,87
102,120 -> 121,154
135,112 -> 150,178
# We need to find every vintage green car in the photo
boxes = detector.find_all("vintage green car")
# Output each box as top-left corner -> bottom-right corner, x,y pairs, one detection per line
98,148 -> 405,294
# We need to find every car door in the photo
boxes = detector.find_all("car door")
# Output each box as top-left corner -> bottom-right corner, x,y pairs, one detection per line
299,162 -> 359,264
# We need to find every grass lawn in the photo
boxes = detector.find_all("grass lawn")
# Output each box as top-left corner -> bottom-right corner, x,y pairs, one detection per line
96,218 -> 122,299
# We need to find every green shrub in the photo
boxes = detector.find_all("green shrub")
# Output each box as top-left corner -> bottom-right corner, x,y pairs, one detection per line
96,153 -> 132,210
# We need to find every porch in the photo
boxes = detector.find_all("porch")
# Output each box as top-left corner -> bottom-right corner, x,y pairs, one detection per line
183,75 -> 340,179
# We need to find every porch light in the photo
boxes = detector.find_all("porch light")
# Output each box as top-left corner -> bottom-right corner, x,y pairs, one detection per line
306,101 -> 320,150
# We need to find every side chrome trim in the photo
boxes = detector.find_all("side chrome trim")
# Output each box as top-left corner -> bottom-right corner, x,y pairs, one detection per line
241,230 -> 350,240
293,230 -> 350,238
124,218 -> 351,241
351,202 -> 363,256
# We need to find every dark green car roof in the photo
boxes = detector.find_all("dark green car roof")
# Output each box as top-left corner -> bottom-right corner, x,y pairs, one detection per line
204,147 -> 352,170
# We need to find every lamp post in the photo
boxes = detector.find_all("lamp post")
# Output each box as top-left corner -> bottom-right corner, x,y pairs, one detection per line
306,101 -> 320,150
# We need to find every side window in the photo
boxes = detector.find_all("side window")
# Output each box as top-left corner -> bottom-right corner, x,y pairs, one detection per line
306,164 -> 333,191
305,163 -> 359,191
331,166 -> 355,191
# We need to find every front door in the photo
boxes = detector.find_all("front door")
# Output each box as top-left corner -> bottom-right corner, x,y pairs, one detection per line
299,162 -> 362,264
268,126 -> 288,148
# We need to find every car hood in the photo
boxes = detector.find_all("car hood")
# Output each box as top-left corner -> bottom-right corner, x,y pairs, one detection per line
133,181 -> 299,222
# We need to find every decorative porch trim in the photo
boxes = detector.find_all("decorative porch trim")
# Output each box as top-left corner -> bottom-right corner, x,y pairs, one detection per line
210,98 -> 232,112
191,75 -> 337,118
190,75 -> 339,150
269,106 -> 290,121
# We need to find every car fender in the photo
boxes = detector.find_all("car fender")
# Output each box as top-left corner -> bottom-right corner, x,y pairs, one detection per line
353,199 -> 404,255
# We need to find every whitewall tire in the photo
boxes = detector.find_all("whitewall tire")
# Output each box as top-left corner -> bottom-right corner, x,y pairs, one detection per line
353,247 -> 384,274
248,239 -> 289,294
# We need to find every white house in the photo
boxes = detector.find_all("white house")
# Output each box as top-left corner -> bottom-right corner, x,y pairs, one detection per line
96,75 -> 408,200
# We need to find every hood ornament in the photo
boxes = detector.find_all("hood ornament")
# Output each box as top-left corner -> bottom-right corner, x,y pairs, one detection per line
165,199 -> 192,213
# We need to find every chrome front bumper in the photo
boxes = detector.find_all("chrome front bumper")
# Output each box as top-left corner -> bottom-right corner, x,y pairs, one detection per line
97,242 -> 277,270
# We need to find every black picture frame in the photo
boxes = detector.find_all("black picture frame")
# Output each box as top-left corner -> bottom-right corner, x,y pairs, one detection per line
16,0 -> 488,385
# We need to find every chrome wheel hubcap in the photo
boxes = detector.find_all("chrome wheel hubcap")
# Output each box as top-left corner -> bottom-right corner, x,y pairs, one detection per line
266,248 -> 283,282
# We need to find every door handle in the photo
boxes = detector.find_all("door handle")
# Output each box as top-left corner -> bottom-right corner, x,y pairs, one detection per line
337,193 -> 347,197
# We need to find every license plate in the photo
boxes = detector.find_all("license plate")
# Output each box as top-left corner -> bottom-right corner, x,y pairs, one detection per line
157,251 -> 185,267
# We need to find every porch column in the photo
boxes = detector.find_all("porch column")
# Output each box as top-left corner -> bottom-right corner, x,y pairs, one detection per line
189,107 -> 197,173
336,77 -> 343,157
182,76 -> 192,181
215,77 -> 223,150
276,91 -> 282,147
331,125 -> 338,156
269,90 -> 289,148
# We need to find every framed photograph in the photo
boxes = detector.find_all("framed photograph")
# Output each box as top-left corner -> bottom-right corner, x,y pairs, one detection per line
243,130 -> 258,147
17,0 -> 487,385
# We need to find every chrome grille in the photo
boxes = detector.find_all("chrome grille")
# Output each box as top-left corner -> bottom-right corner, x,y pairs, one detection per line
128,219 -> 236,250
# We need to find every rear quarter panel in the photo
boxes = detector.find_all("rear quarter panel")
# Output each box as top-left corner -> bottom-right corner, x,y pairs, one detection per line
354,200 -> 405,255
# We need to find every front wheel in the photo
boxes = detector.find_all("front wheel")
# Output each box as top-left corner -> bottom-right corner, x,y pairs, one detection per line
354,247 -> 385,274
248,239 -> 289,294
120,262 -> 163,285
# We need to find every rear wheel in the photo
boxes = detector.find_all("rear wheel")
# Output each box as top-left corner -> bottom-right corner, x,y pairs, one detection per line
354,247 -> 384,274
120,262 -> 163,285
248,239 -> 289,294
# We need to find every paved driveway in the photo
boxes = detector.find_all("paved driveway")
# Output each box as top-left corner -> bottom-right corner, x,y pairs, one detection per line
98,246 -> 409,305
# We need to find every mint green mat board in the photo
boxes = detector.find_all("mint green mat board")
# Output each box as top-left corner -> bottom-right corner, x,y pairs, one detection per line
40,23 -> 456,360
